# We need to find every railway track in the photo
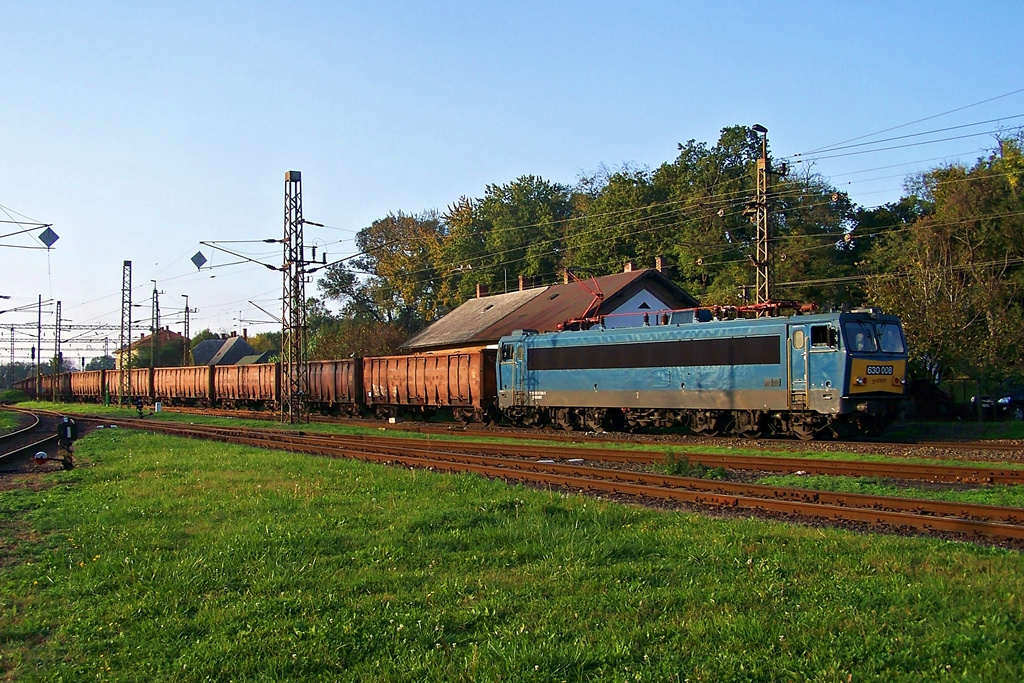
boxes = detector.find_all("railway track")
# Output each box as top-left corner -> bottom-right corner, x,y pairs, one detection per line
0,410 -> 58,473
151,404 -> 1024,458
65,413 -> 1024,546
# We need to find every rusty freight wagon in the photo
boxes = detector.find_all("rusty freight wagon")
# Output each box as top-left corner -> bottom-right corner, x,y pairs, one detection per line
214,363 -> 279,408
306,359 -> 362,415
362,348 -> 498,422
70,370 -> 105,401
153,366 -> 213,406
100,368 -> 154,403
39,372 -> 72,400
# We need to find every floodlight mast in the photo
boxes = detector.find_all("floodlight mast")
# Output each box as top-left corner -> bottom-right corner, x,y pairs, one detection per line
281,171 -> 309,424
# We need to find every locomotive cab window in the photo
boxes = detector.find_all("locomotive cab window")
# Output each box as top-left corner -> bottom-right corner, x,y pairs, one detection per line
810,325 -> 837,349
501,344 -> 515,362
843,321 -> 878,352
877,323 -> 906,353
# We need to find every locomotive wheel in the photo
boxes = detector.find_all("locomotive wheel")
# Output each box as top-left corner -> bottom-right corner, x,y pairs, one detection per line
552,408 -> 575,430
791,423 -> 816,440
733,411 -> 762,438
691,411 -> 720,437
583,408 -> 606,432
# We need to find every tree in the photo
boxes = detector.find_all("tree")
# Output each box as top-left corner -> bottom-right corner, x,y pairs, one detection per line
134,339 -> 187,368
85,356 -> 116,370
862,136 -> 1024,388
248,331 -> 280,354
308,318 -> 408,359
318,212 -> 438,336
475,175 -> 573,290
566,165 -> 669,278
190,329 -> 219,348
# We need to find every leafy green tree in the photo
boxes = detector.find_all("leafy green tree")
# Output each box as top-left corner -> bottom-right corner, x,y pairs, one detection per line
475,175 -> 573,289
318,212 -> 437,335
248,331 -> 280,354
85,356 -> 116,370
190,329 -> 219,348
862,136 -> 1024,388
0,362 -> 35,389
308,318 -> 408,359
134,339 -> 187,368
566,165 -> 669,278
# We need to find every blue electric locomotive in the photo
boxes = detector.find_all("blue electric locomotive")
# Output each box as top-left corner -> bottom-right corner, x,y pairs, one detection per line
496,307 -> 907,439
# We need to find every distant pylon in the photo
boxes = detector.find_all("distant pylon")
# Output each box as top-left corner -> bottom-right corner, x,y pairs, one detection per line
119,260 -> 132,404
281,171 -> 308,423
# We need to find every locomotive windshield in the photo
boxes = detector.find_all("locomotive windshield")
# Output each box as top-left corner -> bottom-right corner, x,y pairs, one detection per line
843,320 -> 905,353
877,322 -> 905,353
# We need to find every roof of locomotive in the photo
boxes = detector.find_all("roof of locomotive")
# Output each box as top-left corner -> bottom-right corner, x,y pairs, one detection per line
500,308 -> 901,344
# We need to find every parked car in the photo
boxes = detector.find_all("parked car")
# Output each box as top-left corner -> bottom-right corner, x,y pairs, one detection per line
997,389 -> 1024,421
970,394 -> 999,420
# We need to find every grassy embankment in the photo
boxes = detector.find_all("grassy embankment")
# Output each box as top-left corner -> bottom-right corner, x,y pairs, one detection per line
2,426 -> 1024,681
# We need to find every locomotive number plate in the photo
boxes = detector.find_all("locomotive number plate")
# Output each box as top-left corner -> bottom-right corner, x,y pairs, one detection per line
865,365 -> 894,375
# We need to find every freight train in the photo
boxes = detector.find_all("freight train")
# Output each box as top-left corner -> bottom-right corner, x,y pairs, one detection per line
12,306 -> 908,439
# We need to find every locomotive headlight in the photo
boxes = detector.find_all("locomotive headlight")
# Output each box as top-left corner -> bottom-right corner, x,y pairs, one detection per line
856,403 -> 869,412
894,376 -> 905,386
855,377 -> 867,386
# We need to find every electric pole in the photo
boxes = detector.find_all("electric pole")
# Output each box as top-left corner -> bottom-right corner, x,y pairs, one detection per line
752,124 -> 772,311
181,294 -> 191,366
35,295 -> 41,398
281,170 -> 309,424
150,280 -> 160,370
52,301 -> 61,401
120,260 -> 132,404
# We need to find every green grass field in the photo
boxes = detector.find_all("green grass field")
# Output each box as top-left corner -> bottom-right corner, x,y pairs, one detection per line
2,427 -> 1024,681
0,412 -> 21,433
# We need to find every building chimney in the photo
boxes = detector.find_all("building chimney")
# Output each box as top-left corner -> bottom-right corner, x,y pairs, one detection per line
231,330 -> 237,337
518,275 -> 527,291
654,255 -> 674,279
476,283 -> 489,298
563,269 -> 571,284
624,260 -> 637,273
243,328 -> 248,340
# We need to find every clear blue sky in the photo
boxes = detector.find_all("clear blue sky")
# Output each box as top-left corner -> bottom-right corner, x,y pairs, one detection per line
3,1 -> 1023,364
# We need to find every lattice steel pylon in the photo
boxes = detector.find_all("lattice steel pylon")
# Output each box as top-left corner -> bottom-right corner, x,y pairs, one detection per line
52,301 -> 61,401
752,124 -> 773,315
281,171 -> 308,423
119,260 -> 133,405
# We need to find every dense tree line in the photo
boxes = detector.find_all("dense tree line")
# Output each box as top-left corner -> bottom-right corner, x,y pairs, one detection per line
303,126 -> 1022,393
